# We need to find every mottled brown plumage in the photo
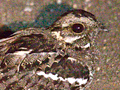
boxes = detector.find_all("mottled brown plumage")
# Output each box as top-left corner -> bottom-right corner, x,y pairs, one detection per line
0,9 -> 106,90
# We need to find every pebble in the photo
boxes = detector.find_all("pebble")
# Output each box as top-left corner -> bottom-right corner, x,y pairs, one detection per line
24,7 -> 32,12
96,67 -> 100,71
73,4 -> 77,9
56,0 -> 62,4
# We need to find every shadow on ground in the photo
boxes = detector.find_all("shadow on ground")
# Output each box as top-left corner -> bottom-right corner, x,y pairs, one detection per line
8,2 -> 73,31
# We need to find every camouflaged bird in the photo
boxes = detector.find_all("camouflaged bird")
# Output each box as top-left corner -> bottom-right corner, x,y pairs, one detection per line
0,9 -> 106,90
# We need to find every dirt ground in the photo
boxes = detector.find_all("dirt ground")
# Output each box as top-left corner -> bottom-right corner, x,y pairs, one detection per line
0,0 -> 119,90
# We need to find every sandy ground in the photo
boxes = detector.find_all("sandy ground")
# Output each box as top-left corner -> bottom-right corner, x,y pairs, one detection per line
0,0 -> 119,90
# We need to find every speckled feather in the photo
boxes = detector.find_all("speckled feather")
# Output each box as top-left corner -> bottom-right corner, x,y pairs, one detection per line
0,9 -> 103,90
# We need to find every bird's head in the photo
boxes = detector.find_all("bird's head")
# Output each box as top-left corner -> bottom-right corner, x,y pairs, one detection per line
49,9 -> 106,51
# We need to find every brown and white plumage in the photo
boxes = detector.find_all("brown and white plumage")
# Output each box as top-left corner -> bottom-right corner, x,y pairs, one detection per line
0,9 -> 105,90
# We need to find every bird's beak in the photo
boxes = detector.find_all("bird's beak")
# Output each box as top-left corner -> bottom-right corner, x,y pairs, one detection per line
98,22 -> 109,32
98,27 -> 109,32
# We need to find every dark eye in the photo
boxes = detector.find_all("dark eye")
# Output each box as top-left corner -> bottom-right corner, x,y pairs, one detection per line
72,24 -> 84,33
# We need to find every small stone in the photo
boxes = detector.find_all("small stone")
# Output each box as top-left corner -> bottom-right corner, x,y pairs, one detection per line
30,2 -> 34,6
24,7 -> 32,12
97,79 -> 100,81
103,46 -> 106,50
85,0 -> 90,2
96,67 -> 100,71
56,0 -> 62,4
73,4 -> 77,9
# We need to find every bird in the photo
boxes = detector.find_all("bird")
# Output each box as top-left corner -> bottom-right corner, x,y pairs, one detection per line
0,9 -> 105,90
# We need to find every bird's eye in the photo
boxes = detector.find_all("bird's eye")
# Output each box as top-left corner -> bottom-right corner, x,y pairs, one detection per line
72,24 -> 84,33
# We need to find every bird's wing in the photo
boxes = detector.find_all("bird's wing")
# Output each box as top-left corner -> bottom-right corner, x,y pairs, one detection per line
0,28 -> 54,55
0,27 -> 59,89
0,27 -> 56,68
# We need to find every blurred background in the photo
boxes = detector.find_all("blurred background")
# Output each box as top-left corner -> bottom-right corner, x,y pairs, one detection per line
0,0 -> 119,89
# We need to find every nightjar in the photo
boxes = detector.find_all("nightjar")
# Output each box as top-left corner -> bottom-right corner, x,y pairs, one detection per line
0,9 -> 105,90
